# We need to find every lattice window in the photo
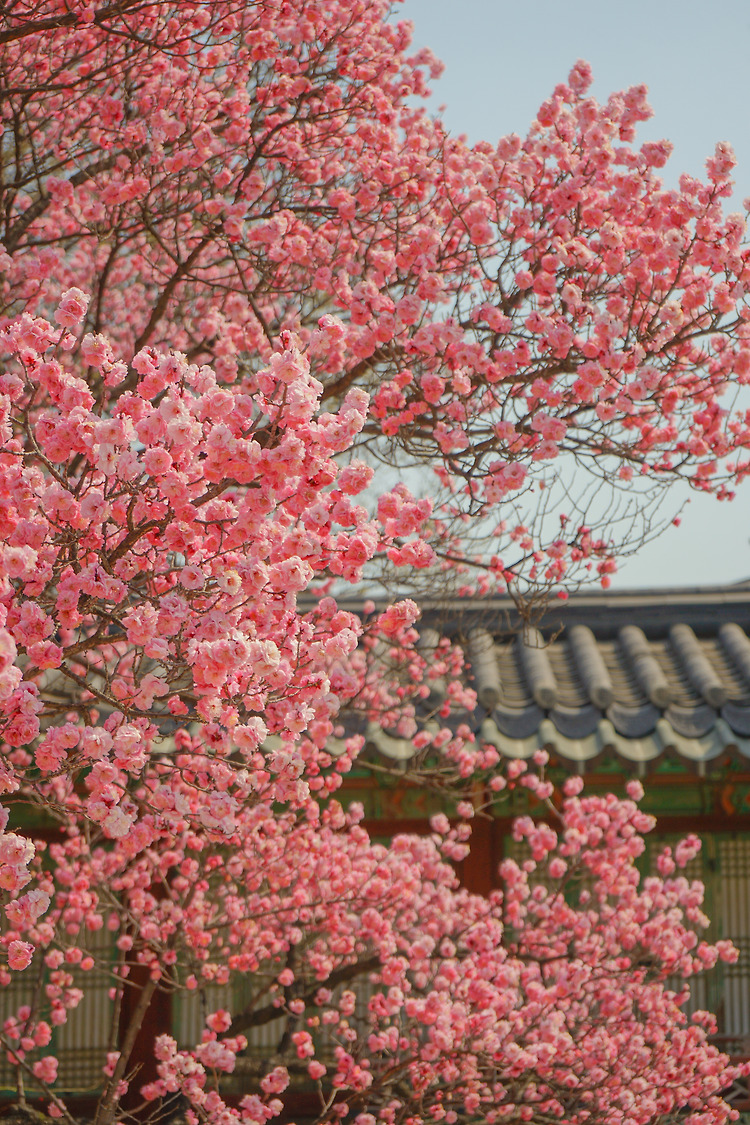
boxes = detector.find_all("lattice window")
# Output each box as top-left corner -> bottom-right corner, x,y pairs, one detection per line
640,832 -> 750,1047
0,930 -> 114,1093
174,974 -> 285,1058
174,966 -> 380,1099
502,831 -> 743,1034
643,834 -> 719,1026
716,838 -> 750,1046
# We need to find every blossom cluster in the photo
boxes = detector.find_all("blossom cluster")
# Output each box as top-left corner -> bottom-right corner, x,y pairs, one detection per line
2,3 -> 750,595
1,778 -> 744,1125
0,2 -> 747,1123
0,300 -> 439,840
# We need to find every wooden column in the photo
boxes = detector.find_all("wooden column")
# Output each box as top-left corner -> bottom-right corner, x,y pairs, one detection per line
117,960 -> 172,1113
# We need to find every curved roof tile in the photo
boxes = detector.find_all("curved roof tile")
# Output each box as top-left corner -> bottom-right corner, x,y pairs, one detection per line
719,622 -> 750,690
669,624 -> 727,708
492,704 -> 545,739
470,715 -> 750,769
517,627 -> 557,709
466,627 -> 501,710
449,590 -> 750,770
568,624 -> 614,709
323,587 -> 750,770
617,625 -> 672,707
722,702 -> 750,737
607,702 -> 662,738
548,703 -> 601,740
664,703 -> 718,738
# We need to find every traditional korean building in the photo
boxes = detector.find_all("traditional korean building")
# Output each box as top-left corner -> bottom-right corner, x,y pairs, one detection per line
3,583 -> 750,1113
341,582 -> 750,1110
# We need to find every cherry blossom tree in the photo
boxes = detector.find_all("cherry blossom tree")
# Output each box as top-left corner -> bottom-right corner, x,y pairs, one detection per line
0,1 -> 750,1123
3,0 -> 750,595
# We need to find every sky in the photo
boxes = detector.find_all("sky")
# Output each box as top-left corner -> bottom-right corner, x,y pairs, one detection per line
395,0 -> 750,590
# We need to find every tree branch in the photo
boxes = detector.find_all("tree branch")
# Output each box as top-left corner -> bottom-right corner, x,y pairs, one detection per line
0,0 -> 149,45
227,954 -> 381,1036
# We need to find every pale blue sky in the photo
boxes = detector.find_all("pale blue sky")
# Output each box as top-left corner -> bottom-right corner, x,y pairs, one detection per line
396,0 -> 750,589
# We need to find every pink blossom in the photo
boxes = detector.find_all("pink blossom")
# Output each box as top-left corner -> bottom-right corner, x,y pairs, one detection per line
7,941 -> 33,970
144,447 -> 172,475
5,888 -> 50,929
206,1010 -> 232,1033
378,600 -> 420,637
101,808 -> 134,839
179,565 -> 205,590
260,1066 -> 290,1095
32,1056 -> 58,1084
54,288 -> 90,328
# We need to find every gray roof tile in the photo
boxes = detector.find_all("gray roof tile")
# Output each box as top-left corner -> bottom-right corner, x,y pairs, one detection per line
466,627 -> 501,710
607,701 -> 662,738
669,624 -> 727,708
568,624 -> 614,709
617,625 -> 671,707
332,585 -> 750,770
517,627 -> 558,709
665,703 -> 717,738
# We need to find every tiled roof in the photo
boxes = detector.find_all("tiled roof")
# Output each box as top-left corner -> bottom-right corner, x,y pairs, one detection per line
338,585 -> 750,771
